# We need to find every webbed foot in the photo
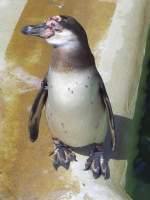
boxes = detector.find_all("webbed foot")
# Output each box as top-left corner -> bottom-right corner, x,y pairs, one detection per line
52,139 -> 77,170
85,144 -> 109,179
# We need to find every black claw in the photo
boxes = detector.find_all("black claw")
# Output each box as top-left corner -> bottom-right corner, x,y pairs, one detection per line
85,157 -> 93,170
69,153 -> 77,162
53,153 -> 60,170
100,160 -> 109,179
92,169 -> 101,179
62,160 -> 70,169
91,158 -> 101,179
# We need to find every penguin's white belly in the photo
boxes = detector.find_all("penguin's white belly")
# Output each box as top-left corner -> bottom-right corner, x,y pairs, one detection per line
46,68 -> 107,147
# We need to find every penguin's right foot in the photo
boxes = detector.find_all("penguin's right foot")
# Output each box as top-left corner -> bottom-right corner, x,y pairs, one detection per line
52,139 -> 77,170
85,144 -> 109,179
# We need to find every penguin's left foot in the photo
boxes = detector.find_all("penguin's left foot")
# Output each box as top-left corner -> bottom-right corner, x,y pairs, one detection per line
52,139 -> 77,170
85,144 -> 109,179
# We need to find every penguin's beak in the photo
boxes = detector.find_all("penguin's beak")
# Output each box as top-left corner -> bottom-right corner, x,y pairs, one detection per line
21,23 -> 48,38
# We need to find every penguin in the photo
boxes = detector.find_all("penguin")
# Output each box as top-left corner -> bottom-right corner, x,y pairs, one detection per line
21,15 -> 116,179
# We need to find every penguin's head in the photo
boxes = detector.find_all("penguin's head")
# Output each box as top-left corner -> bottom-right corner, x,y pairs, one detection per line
21,15 -> 88,48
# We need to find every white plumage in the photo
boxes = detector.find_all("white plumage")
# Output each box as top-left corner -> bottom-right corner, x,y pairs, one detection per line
46,68 -> 107,147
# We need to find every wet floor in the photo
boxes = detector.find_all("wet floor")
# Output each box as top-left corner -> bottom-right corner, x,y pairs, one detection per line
0,0 -> 116,199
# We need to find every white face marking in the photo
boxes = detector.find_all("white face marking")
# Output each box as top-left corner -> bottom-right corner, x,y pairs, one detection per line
46,29 -> 78,48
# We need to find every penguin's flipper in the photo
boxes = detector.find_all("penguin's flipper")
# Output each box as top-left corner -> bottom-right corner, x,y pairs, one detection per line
99,76 -> 116,151
28,78 -> 48,142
